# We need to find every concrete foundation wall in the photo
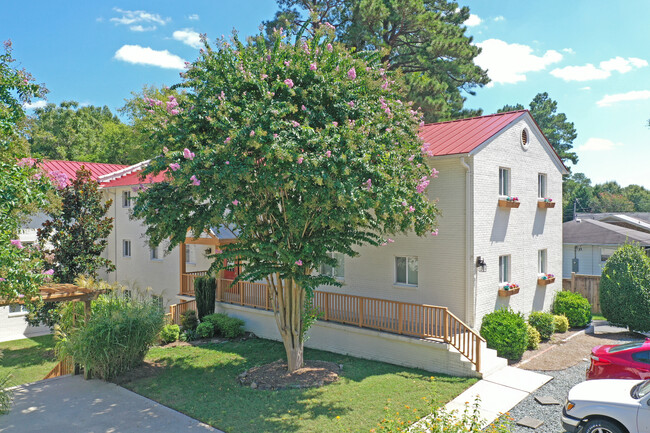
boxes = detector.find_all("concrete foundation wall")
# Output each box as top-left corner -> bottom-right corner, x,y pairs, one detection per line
216,303 -> 478,378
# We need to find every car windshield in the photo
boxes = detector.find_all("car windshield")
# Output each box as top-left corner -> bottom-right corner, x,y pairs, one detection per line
609,341 -> 645,353
632,380 -> 650,399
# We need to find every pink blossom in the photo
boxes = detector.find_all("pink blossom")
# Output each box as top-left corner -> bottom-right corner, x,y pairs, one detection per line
224,137 -> 232,144
332,121 -> 338,127
42,269 -> 54,276
17,157 -> 36,167
402,201 -> 408,206
297,157 -> 304,164
261,73 -> 268,79
326,43 -> 333,52
310,63 -> 317,71
347,101 -> 355,108
33,172 -> 42,180
302,43 -> 310,54
10,239 -> 23,249
250,130 -> 255,137
284,60 -> 291,67
388,238 -> 394,243
408,155 -> 415,161
291,120 -> 300,128
294,259 -> 304,266
325,150 -> 332,157
215,248 -> 223,254
365,178 -> 372,191
190,175 -> 200,186
416,178 -> 430,193
232,199 -> 239,205
324,22 -> 335,31
381,242 -> 387,246
183,148 -> 195,160
48,170 -> 68,189
431,168 -> 439,178
225,161 -> 230,165
301,105 -> 307,111
169,163 -> 180,171
431,229 -> 439,236
163,146 -> 169,153
0,278 -> 5,282
409,206 -> 415,213
17,293 -> 24,298
347,67 -> 356,80
170,109 -> 179,115
284,78 -> 294,88
273,133 -> 279,138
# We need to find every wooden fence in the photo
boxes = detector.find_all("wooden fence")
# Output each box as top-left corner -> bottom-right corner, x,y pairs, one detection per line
562,272 -> 601,313
170,278 -> 484,371
180,271 -> 209,296
43,357 -> 75,380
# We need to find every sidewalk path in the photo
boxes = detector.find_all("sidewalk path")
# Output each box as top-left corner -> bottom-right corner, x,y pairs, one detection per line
0,375 -> 220,433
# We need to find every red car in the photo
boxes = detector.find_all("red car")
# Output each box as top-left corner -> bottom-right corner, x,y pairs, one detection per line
587,338 -> 650,380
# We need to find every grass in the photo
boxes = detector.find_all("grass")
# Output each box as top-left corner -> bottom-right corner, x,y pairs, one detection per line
592,314 -> 606,321
0,334 -> 57,386
125,338 -> 477,433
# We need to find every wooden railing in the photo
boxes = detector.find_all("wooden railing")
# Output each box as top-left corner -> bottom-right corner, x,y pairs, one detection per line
180,271 -> 209,296
43,357 -> 75,380
171,278 -> 484,371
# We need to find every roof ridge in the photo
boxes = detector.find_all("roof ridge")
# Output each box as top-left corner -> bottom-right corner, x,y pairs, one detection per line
41,159 -> 127,167
98,160 -> 151,183
421,110 -> 528,127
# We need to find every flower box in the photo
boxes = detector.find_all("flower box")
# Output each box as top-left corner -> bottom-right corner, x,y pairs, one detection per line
498,198 -> 520,208
537,274 -> 556,285
537,201 -> 556,208
498,287 -> 520,297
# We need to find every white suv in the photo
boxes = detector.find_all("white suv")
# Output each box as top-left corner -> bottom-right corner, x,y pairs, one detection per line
562,378 -> 650,432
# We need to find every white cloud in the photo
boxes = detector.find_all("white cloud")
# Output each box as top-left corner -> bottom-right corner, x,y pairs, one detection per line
580,86 -> 591,90
114,45 -> 186,70
493,16 -> 505,22
562,48 -> 575,54
551,56 -> 647,81
110,8 -> 170,31
464,14 -> 482,27
173,29 -> 202,49
578,138 -> 624,151
23,100 -> 47,110
188,14 -> 199,21
474,39 -> 562,85
596,90 -> 650,107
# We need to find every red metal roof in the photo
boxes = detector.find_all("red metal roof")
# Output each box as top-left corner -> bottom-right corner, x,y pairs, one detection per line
100,169 -> 168,187
419,110 -> 527,156
39,160 -> 128,185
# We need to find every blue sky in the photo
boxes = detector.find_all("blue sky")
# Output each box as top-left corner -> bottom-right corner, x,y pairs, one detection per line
2,1 -> 649,188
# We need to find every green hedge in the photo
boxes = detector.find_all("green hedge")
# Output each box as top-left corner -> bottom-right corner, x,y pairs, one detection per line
160,324 -> 180,344
528,311 -> 555,340
202,313 -> 245,339
553,291 -> 592,328
180,310 -> 199,331
480,309 -> 528,361
526,324 -> 541,350
553,315 -> 569,333
600,243 -> 650,332
196,322 -> 215,339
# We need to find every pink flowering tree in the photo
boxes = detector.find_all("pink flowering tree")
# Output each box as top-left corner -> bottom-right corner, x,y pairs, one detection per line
0,40 -> 52,306
133,29 -> 440,372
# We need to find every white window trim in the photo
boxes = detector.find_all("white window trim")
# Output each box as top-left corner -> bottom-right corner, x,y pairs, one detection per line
538,249 -> 547,274
498,255 -> 510,284
394,256 -> 418,287
150,246 -> 161,261
122,191 -> 131,208
538,173 -> 547,199
498,167 -> 510,197
122,239 -> 132,258
8,304 -> 28,317
320,252 -> 345,281
185,244 -> 195,265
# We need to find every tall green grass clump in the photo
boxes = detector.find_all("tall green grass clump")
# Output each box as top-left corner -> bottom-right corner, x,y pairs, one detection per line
194,276 -> 216,320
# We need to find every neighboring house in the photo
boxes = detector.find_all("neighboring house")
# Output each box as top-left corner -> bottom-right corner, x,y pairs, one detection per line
563,214 -> 650,278
3,160 -> 127,342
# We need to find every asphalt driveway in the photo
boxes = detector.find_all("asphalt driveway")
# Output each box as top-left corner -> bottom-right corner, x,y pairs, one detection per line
0,375 -> 220,433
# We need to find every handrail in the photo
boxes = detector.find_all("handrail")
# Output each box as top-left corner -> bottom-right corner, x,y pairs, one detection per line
180,270 -> 209,296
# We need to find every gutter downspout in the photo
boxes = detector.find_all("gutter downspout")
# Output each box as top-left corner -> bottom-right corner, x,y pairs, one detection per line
460,157 -> 474,327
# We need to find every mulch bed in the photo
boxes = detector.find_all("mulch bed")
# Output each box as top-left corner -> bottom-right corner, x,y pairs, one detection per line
238,359 -> 341,390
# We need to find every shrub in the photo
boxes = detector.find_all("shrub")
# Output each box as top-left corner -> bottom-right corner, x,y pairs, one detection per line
0,351 -> 11,414
196,321 -> 215,339
553,291 -> 592,328
600,243 -> 650,332
180,309 -> 199,331
159,324 -> 180,344
526,324 -> 541,350
194,276 -> 216,320
480,308 -> 528,361
180,329 -> 197,342
528,311 -> 555,340
57,292 -> 164,380
203,313 -> 245,339
553,315 -> 569,333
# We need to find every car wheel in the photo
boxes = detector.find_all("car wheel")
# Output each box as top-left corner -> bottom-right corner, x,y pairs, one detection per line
581,419 -> 624,433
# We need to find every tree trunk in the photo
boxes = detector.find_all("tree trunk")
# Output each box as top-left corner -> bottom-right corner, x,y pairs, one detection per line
267,274 -> 306,373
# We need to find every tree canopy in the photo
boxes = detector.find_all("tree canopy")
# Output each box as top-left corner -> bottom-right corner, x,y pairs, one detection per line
499,92 -> 578,166
266,0 -> 489,122
133,30 -> 441,371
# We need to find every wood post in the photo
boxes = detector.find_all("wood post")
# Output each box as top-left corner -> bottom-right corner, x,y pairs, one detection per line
398,303 -> 403,334
239,282 -> 244,305
475,337 -> 481,373
571,272 -> 576,292
324,292 -> 329,321
265,284 -> 269,310
358,297 -> 364,328
83,300 -> 91,324
179,242 -> 186,294
443,308 -> 449,343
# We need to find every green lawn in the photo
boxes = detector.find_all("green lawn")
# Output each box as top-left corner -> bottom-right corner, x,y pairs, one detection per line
0,334 -> 57,386
125,339 -> 476,433
592,314 -> 606,321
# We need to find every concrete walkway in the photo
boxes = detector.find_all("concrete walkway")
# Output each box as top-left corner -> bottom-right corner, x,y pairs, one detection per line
0,375 -> 220,433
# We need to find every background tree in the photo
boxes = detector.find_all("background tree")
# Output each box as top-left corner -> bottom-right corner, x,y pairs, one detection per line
499,92 -> 578,166
38,166 -> 115,283
0,40 -> 52,306
27,101 -> 144,164
133,30 -> 440,372
562,172 -> 594,221
266,0 -> 489,122
622,184 -> 650,212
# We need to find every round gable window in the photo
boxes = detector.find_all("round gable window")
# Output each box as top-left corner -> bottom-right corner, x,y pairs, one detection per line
520,127 -> 530,150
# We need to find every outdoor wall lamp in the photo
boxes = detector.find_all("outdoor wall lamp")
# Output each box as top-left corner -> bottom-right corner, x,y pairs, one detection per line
476,256 -> 487,272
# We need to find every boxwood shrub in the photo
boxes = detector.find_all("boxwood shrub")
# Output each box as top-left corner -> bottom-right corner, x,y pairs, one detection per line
526,324 -> 541,350
203,313 -> 245,339
600,243 -> 650,332
180,309 -> 199,332
528,311 -> 555,340
159,324 -> 180,344
553,291 -> 592,328
553,315 -> 569,333
480,308 -> 528,360
196,321 -> 215,339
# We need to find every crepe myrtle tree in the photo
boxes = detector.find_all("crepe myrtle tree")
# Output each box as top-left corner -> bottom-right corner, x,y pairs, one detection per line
132,28 -> 441,372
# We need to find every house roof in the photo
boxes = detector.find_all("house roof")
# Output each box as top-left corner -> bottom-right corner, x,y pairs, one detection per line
563,218 -> 650,246
576,212 -> 650,224
39,160 -> 128,185
419,110 -> 527,156
100,169 -> 168,188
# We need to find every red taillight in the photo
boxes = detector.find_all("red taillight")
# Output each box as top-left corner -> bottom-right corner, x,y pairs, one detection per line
591,355 -> 611,366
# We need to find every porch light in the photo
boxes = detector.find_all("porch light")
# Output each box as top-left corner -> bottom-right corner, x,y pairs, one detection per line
476,256 -> 487,272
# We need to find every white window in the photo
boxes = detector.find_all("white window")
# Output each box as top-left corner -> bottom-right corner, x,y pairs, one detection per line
8,304 -> 27,315
152,295 -> 164,311
538,249 -> 547,274
601,247 -> 616,262
122,240 -> 132,257
185,244 -> 195,264
499,168 -> 510,196
320,252 -> 345,279
499,255 -> 510,283
150,246 -> 159,260
395,256 -> 418,286
538,173 -> 547,198
122,191 -> 131,208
